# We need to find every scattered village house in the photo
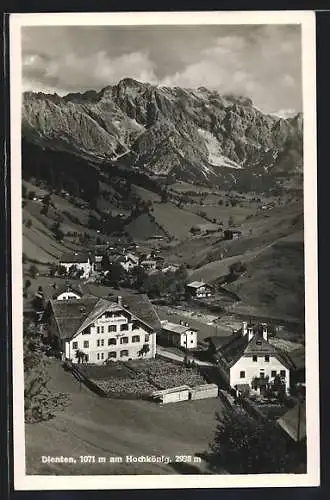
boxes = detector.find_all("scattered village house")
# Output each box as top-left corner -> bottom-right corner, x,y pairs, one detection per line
191,223 -> 222,236
60,252 -> 93,279
118,252 -> 139,272
52,282 -> 85,301
160,319 -> 198,350
43,294 -> 159,364
206,322 -> 295,394
186,280 -> 213,299
140,258 -> 157,272
223,229 -> 242,240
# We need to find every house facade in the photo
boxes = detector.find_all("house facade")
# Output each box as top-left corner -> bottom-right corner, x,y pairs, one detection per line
186,281 -> 213,298
44,294 -> 160,364
160,320 -> 198,350
207,322 -> 294,393
60,252 -> 93,279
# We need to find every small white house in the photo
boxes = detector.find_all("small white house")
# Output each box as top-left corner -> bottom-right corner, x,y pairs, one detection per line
119,253 -> 139,272
186,281 -> 213,299
207,322 -> 295,394
160,320 -> 198,350
60,252 -> 93,279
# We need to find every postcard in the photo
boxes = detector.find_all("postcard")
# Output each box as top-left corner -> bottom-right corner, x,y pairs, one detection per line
9,10 -> 319,490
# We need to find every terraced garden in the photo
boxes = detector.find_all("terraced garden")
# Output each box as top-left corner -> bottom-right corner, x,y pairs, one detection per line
79,359 -> 206,397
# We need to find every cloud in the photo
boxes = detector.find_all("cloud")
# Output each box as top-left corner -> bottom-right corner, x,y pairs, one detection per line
23,49 -> 157,94
22,24 -> 302,112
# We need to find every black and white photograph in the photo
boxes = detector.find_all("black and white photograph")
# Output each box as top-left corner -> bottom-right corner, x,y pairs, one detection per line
10,11 -> 319,490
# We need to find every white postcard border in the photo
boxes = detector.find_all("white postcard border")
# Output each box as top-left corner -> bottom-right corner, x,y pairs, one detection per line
10,10 -> 319,490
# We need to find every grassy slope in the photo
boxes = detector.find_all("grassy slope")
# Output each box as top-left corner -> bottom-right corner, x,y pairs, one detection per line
152,203 -> 208,239
185,202 -> 304,322
227,238 -> 305,321
25,360 -> 223,475
126,213 -> 167,240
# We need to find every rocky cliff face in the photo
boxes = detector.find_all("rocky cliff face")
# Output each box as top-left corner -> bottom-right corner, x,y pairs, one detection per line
22,78 -> 303,190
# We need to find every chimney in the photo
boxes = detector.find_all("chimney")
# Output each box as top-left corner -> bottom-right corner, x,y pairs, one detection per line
248,325 -> 254,341
262,323 -> 268,341
117,296 -> 122,307
242,321 -> 248,336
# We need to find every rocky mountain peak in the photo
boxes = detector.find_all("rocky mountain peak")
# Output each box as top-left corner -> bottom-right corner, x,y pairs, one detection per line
22,79 -> 303,191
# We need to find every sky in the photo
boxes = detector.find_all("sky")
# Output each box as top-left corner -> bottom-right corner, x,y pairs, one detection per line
21,24 -> 302,114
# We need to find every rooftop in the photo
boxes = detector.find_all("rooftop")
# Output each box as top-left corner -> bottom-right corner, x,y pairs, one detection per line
161,320 -> 196,335
60,252 -> 90,264
186,281 -> 211,289
277,402 -> 306,442
47,293 -> 161,340
207,325 -> 296,369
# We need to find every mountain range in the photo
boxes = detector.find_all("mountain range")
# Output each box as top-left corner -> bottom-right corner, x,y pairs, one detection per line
22,78 -> 303,192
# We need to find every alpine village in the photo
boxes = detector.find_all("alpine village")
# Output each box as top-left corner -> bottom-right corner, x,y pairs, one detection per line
22,78 -> 306,475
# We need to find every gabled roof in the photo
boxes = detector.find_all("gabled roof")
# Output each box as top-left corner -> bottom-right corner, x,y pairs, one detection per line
60,252 -> 90,264
121,293 -> 161,332
186,281 -> 212,289
161,320 -> 196,335
207,328 -> 295,370
287,348 -> 305,371
53,283 -> 85,299
48,293 -> 161,340
244,333 -> 279,356
49,297 -> 99,340
277,402 -> 306,442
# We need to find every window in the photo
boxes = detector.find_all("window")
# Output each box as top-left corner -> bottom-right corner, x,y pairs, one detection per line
145,334 -> 150,342
100,353 -> 104,360
120,350 -> 129,357
108,338 -> 117,346
97,353 -> 100,360
101,339 -> 104,347
108,325 -> 117,333
72,341 -> 78,349
82,327 -> 90,335
83,341 -> 89,348
97,326 -> 100,334
101,326 -> 104,334
240,371 -> 245,379
97,339 -> 105,347
252,355 -> 257,362
260,370 -> 265,378
132,335 -> 140,343
271,370 -> 277,377
132,322 -> 139,330
108,351 -> 116,358
265,355 -> 270,362
104,312 -> 112,319
280,370 -> 286,378
120,337 -> 128,344
191,340 -> 194,344
120,324 -> 128,332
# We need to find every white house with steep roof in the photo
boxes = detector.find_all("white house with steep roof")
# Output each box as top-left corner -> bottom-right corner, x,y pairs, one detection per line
186,280 -> 213,298
207,322 -> 295,394
60,252 -> 93,279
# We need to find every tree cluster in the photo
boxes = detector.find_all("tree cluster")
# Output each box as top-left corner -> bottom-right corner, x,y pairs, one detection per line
206,407 -> 300,474
24,323 -> 70,423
